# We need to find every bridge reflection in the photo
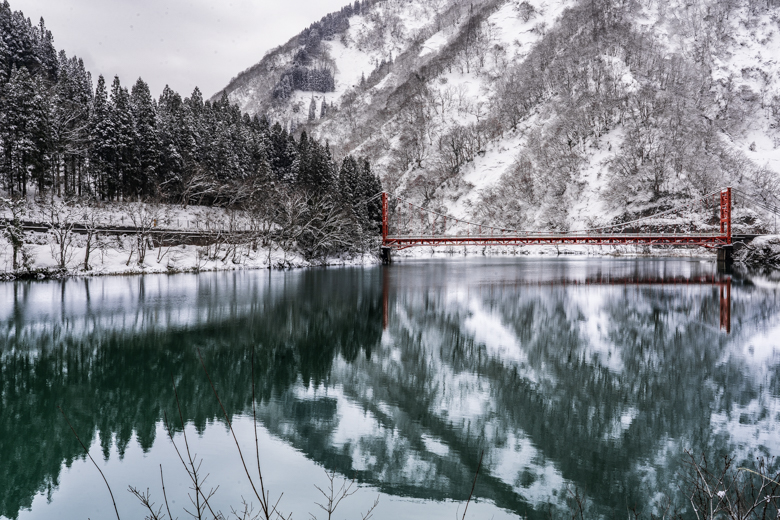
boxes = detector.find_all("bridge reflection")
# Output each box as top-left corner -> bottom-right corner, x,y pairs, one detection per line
382,269 -> 732,333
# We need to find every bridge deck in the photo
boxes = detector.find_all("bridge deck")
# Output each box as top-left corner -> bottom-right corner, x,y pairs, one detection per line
384,233 -> 731,249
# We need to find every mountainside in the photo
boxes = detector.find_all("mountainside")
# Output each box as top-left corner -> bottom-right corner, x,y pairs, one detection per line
217,0 -> 780,232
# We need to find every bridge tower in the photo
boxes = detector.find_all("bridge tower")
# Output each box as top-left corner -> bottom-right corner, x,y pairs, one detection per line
380,192 -> 392,264
717,187 -> 733,271
720,187 -> 732,244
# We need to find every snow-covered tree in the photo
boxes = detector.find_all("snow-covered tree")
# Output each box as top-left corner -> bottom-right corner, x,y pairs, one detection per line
131,78 -> 161,197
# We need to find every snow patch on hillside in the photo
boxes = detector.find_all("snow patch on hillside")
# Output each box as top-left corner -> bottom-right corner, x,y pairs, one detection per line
714,7 -> 780,170
419,30 -> 449,58
488,0 -> 574,61
328,39 -> 377,96
569,126 -> 627,230
452,130 -> 528,218
637,0 -> 780,172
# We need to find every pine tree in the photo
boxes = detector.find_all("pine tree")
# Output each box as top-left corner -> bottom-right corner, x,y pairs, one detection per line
89,75 -> 113,199
359,158 -> 382,233
51,51 -> 92,196
338,155 -> 359,208
34,18 -> 58,81
308,95 -> 317,121
130,77 -> 160,197
157,85 -> 190,202
0,65 -> 47,196
3,9 -> 34,75
273,75 -> 292,99
0,33 -> 9,84
28,72 -> 52,194
109,76 -> 136,198
321,141 -> 336,190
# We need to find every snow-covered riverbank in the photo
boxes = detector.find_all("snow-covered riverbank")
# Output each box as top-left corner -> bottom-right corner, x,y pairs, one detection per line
12,233 -> 780,281
0,238 -> 379,280
2,234 -> 727,281
735,235 -> 780,270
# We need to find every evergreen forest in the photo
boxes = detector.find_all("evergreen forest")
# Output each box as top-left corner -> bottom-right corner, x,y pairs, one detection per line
0,0 -> 382,262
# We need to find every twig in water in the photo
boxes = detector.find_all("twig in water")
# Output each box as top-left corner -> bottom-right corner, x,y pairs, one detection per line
198,348 -> 282,520
252,347 -> 281,520
164,375 -> 220,520
738,467 -> 780,487
160,465 -> 174,520
128,486 -> 164,520
58,405 -> 121,520
461,450 -> 484,520
313,471 -> 356,520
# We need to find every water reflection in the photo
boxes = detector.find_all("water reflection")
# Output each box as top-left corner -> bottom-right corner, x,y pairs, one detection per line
1,259 -> 779,519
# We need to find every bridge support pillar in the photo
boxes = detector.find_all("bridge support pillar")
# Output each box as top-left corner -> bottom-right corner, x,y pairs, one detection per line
380,246 -> 392,265
717,246 -> 733,272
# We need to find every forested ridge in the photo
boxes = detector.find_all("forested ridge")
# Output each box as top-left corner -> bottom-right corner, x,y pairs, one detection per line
220,0 -> 780,234
0,0 -> 382,267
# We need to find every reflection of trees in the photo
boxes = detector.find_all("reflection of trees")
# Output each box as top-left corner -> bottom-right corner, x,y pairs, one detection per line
0,269 -> 382,520
249,263 -> 780,519
2,262 -> 779,520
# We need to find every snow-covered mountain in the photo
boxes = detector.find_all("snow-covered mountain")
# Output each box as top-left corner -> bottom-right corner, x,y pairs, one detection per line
216,0 -> 780,231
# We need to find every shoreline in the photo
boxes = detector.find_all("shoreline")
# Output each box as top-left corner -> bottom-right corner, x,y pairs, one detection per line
0,240 -> 381,281
0,243 -> 722,281
4,237 -> 779,281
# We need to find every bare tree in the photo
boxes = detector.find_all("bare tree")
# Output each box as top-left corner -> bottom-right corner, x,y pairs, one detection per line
122,201 -> 166,266
219,208 -> 250,264
81,201 -> 109,271
681,451 -> 780,520
1,196 -> 28,271
41,197 -> 79,269
247,185 -> 281,267
311,471 -> 379,520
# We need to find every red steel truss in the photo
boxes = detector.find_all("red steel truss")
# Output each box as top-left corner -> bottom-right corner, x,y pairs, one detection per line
381,188 -> 733,250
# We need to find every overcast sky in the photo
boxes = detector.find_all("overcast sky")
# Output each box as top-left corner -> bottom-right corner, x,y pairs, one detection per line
11,0 -> 350,98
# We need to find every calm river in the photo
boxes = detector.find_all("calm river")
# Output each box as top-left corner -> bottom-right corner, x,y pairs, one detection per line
1,258 -> 779,519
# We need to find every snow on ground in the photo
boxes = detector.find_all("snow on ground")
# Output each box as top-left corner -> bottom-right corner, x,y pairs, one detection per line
487,0 -> 575,61
735,234 -> 780,270
569,126 -> 627,230
0,236 -> 377,279
1,199 -> 384,279
418,30 -> 450,58
1,199 -> 242,232
713,7 -> 780,171
327,38 -> 377,97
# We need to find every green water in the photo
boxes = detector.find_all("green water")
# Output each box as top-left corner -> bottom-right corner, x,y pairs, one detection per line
2,258 -> 779,519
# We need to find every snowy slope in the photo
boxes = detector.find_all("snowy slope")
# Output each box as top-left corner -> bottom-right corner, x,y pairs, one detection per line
218,0 -> 780,232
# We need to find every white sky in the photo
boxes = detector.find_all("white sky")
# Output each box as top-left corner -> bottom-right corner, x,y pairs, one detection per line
10,0 -> 351,99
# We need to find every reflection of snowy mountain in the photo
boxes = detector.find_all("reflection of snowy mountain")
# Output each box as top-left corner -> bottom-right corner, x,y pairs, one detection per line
2,260 -> 780,518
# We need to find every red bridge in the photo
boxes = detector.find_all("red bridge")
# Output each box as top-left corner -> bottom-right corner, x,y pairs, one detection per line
381,188 -> 735,250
